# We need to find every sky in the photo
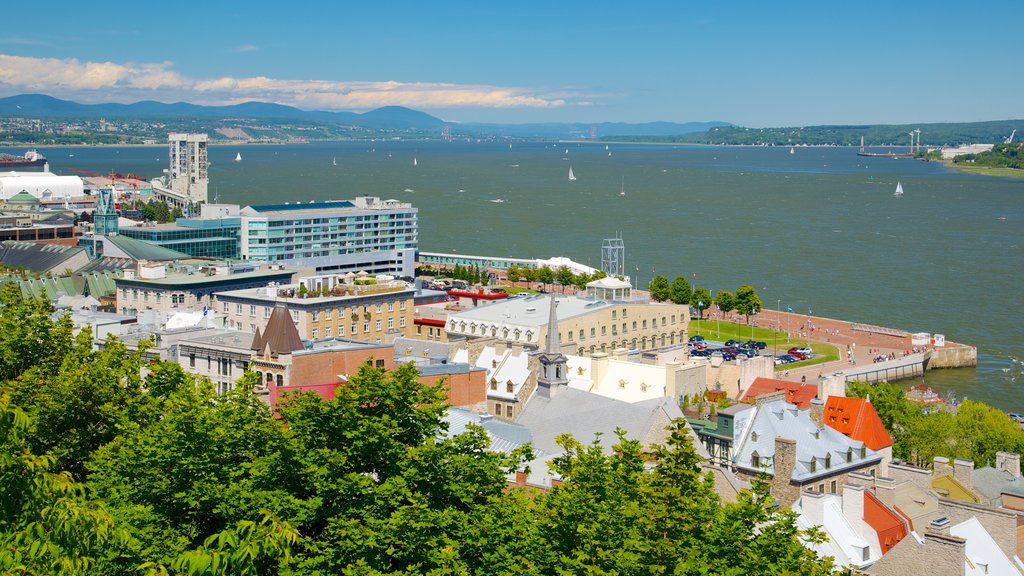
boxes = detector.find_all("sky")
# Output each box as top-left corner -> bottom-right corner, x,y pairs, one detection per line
0,0 -> 1021,127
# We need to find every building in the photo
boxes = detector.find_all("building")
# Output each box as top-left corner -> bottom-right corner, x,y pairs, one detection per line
740,376 -> 820,408
0,240 -> 90,275
731,393 -> 883,505
822,396 -> 894,475
158,133 -> 208,206
115,260 -> 294,317
214,271 -> 415,341
565,348 -> 707,405
445,287 -> 688,356
695,403 -> 755,466
118,204 -> 242,260
238,196 -> 417,277
0,171 -> 84,201
178,329 -> 255,394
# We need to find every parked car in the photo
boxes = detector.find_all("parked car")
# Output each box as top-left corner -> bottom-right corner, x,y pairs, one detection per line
724,339 -> 740,347
719,351 -> 737,361
690,349 -> 712,357
788,347 -> 813,356
775,354 -> 797,365
1008,412 -> 1024,423
789,351 -> 808,361
745,340 -> 768,349
689,335 -> 706,343
738,348 -> 759,358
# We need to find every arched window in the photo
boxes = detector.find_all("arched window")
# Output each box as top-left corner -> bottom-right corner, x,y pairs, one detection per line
490,378 -> 497,390
276,374 -> 283,386
506,381 -> 513,393
825,453 -> 832,469
751,451 -> 760,468
265,372 -> 273,384
847,447 -> 853,462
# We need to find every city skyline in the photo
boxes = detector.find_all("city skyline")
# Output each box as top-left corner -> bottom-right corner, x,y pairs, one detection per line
0,1 -> 1021,127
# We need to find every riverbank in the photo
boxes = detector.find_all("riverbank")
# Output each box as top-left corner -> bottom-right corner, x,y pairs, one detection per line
945,162 -> 1024,178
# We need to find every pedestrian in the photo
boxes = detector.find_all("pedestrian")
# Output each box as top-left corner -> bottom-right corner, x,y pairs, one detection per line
801,375 -> 806,383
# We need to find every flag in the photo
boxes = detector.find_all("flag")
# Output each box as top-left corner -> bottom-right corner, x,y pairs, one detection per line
202,305 -> 208,317
787,306 -> 793,313
698,300 -> 703,308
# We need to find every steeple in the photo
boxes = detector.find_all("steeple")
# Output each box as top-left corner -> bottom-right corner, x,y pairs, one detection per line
251,303 -> 304,358
545,293 -> 561,354
537,295 -> 568,399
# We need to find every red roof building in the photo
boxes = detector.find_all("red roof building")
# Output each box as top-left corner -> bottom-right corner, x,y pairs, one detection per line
863,490 -> 908,555
823,396 -> 893,451
740,377 -> 819,408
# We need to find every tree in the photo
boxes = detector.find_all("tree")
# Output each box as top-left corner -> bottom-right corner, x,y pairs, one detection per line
690,287 -> 712,318
648,274 -> 671,301
555,265 -> 574,293
520,266 -> 537,289
669,276 -> 691,305
572,271 -> 591,290
536,265 -> 554,292
715,290 -> 736,316
735,284 -> 763,323
505,264 -> 521,283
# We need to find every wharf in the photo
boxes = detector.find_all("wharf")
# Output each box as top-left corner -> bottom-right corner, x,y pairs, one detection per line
856,152 -> 914,159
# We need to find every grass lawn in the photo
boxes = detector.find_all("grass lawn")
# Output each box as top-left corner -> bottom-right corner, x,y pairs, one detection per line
501,286 -> 540,295
950,165 -> 1024,178
687,319 -> 838,370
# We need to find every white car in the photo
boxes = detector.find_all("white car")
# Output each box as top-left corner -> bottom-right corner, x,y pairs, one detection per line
790,347 -> 813,356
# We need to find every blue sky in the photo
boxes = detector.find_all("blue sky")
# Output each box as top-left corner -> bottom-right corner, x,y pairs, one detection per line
0,1 -> 1020,126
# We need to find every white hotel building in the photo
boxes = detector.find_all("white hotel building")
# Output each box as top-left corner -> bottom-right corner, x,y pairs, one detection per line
239,196 -> 418,278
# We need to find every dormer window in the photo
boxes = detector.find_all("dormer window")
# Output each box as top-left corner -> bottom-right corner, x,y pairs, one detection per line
810,458 -> 817,473
825,453 -> 831,469
751,431 -> 759,442
619,379 -> 627,389
751,451 -> 760,468
490,378 -> 497,390
860,445 -> 867,459
506,381 -> 513,393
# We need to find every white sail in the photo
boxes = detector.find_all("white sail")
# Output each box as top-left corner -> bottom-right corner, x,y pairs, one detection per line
413,157 -> 418,166
619,176 -> 625,196
333,157 -> 337,166
790,147 -> 795,154
894,181 -> 904,197
234,152 -> 242,162
568,166 -> 576,181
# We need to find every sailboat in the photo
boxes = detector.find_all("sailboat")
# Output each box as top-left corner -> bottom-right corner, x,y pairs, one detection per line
234,152 -> 242,162
605,145 -> 609,151
332,157 -> 337,166
568,166 -> 576,181
790,147 -> 795,155
894,181 -> 904,197
619,176 -> 626,196
413,157 -> 418,166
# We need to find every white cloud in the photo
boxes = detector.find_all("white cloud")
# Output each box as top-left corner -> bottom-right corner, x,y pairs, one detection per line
0,53 -> 581,111
233,44 -> 259,53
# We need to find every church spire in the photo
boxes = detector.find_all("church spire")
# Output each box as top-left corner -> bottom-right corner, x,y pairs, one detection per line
545,294 -> 561,354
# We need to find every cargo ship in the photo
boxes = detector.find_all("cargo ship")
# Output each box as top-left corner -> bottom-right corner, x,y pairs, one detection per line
0,150 -> 47,169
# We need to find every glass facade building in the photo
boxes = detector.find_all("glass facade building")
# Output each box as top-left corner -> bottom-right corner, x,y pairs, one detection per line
117,217 -> 241,260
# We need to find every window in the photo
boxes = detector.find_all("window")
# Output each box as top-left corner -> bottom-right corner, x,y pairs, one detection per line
506,381 -> 513,393
312,310 -> 319,321
388,301 -> 394,312
387,318 -> 394,329
643,319 -> 648,329
399,300 -> 406,310
375,359 -> 385,368
312,328 -> 318,339
236,304 -> 243,314
825,453 -> 831,469
363,320 -> 370,332
264,307 -> 271,318
223,302 -> 229,312
338,325 -> 344,336
579,329 -> 584,340
847,447 -> 853,462
495,402 -> 502,415
751,451 -> 760,468
399,317 -> 405,328
506,405 -> 512,417
325,308 -> 332,320
818,483 -> 825,493
375,303 -> 382,313
352,322 -> 357,333
325,326 -> 331,337
189,353 -> 195,367
250,305 -> 256,317
490,379 -> 497,390
375,319 -> 382,331
860,445 -> 867,459
810,459 -> 817,473
276,374 -> 283,386
830,480 -> 837,494
612,310 -> 617,320
601,326 -> 606,336
632,321 -> 637,331
590,327 -> 595,338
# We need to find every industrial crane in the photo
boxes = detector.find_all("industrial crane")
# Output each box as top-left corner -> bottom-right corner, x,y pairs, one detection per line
1006,129 -> 1016,144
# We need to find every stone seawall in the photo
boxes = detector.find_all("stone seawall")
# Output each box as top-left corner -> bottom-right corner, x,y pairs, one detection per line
926,345 -> 978,370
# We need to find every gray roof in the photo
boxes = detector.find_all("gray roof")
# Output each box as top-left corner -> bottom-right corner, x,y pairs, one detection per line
516,387 -> 685,455
971,467 -> 1024,501
103,234 -> 191,261
444,407 -> 534,455
732,398 -> 879,481
719,403 -> 755,416
0,240 -> 85,273
449,294 -> 613,328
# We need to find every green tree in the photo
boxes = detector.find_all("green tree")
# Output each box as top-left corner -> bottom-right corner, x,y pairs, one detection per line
555,265 -> 574,293
506,264 -> 521,283
572,271 -> 591,290
735,284 -> 764,322
669,276 -> 692,305
715,290 -> 736,316
648,274 -> 671,301
690,286 -> 712,318
520,266 -> 537,289
536,265 -> 554,292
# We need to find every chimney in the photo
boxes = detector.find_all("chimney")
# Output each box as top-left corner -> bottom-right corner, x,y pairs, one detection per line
591,353 -> 610,390
842,483 -> 867,539
808,398 -> 825,427
996,452 -> 1021,478
933,456 -> 953,478
802,490 -> 826,527
953,458 -> 974,488
773,437 -> 797,485
515,470 -> 527,487
927,516 -> 952,537
874,476 -> 897,508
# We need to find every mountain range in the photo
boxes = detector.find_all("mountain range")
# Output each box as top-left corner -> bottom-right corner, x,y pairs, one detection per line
0,94 -> 729,138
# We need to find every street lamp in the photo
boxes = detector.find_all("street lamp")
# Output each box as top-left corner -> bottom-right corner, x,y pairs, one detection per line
751,307 -> 757,342
775,299 -> 780,355
697,300 -> 703,340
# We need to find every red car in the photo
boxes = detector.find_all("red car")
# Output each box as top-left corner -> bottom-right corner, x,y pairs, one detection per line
788,351 -> 808,361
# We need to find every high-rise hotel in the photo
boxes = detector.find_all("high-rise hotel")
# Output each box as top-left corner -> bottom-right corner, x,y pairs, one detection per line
239,196 -> 418,278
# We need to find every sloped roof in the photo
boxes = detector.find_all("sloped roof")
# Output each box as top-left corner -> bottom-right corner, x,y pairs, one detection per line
0,240 -> 85,274
103,234 -> 190,261
733,398 -> 878,481
824,396 -> 893,450
251,303 -> 304,358
741,377 -> 818,408
950,516 -> 1020,576
444,408 -> 534,455
932,475 -> 981,503
516,387 -> 692,456
793,492 -> 877,569
78,257 -> 134,273
972,466 -> 1024,502
863,490 -> 908,555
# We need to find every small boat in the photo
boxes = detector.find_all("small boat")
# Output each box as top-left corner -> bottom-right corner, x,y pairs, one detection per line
619,176 -> 626,197
605,145 -> 609,151
489,198 -> 505,203
790,147 -> 795,155
894,181 -> 904,197
234,152 -> 242,162
388,151 -> 392,158
608,151 -> 612,156
564,148 -> 569,154
332,157 -> 337,166
413,157 -> 418,166
568,166 -> 576,181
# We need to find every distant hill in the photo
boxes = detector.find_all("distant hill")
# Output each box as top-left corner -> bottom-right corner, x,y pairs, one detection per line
461,120 -> 732,139
694,121 -> 1022,147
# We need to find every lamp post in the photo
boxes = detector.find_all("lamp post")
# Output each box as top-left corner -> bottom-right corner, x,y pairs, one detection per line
751,307 -> 757,342
697,300 -> 703,340
775,299 -> 780,355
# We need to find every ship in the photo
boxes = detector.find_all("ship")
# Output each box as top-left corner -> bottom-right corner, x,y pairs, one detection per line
0,150 -> 47,168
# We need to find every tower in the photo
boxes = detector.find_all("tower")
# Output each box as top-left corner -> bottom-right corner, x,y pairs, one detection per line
601,233 -> 625,278
167,133 -> 209,205
93,187 -> 119,236
536,295 -> 568,399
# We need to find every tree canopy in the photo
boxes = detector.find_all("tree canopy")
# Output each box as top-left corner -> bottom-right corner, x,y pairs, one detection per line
648,274 -> 671,302
670,276 -> 692,305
